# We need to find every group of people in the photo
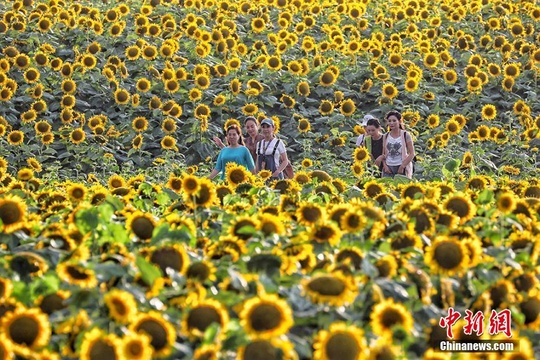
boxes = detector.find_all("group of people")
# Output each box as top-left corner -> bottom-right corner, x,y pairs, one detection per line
208,109 -> 415,182
208,117 -> 291,181
356,110 -> 415,179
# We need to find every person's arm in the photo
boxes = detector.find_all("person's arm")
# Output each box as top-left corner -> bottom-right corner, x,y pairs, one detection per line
208,150 -> 224,179
273,141 -> 289,178
213,136 -> 225,149
274,151 -> 289,178
245,147 -> 256,174
381,134 -> 391,173
208,168 -> 220,179
398,133 -> 415,174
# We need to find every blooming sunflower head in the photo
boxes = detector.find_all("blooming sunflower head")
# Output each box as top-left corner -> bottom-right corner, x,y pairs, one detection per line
239,294 -> 294,339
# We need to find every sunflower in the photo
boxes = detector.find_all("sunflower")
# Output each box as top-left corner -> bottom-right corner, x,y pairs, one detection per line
303,272 -> 357,306
65,182 -> 86,202
69,128 -> 86,145
7,130 -> 24,146
79,328 -> 123,360
425,236 -> 470,276
121,333 -> 153,360
128,117 -> 149,133
194,104 -> 211,120
0,195 -> 27,233
114,88 -> 130,105
319,100 -> 334,115
160,136 -> 177,151
104,289 -> 138,324
126,211 -> 156,240
370,298 -> 414,338
353,147 -> 370,163
497,192 -> 517,213
129,313 -> 175,356
519,294 -> 540,328
381,83 -> 398,100
296,202 -> 325,226
237,338 -> 296,360
481,104 -> 497,121
313,322 -> 367,360
339,208 -> 365,233
56,261 -> 98,288
339,99 -> 356,116
319,70 -> 337,87
502,76 -> 515,91
186,260 -> 216,283
182,298 -> 229,339
256,213 -> 285,237
149,243 -> 190,276
226,164 -> 251,187
239,293 -> 293,339
251,17 -> 266,32
297,118 -> 311,133
181,174 -> 200,196
296,81 -> 310,96
443,193 -> 477,223
1,307 -> 51,353
375,254 -> 399,278
228,215 -> 257,241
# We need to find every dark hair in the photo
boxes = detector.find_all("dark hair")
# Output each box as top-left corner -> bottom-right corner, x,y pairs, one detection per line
385,110 -> 404,129
244,116 -> 258,126
385,110 -> 402,121
226,124 -> 245,145
366,118 -> 381,127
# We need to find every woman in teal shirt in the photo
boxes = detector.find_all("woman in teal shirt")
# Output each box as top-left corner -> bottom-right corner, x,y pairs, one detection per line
208,125 -> 255,180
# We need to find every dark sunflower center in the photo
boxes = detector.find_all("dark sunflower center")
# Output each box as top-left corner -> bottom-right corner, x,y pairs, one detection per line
131,217 -> 154,240
313,226 -> 335,241
345,214 -> 362,229
433,242 -> 463,269
40,293 -> 67,315
127,341 -> 143,356
0,202 -> 22,225
111,298 -> 128,316
229,169 -> 245,184
520,298 -> 540,325
243,340 -> 278,360
187,262 -> 210,281
187,306 -> 221,332
307,276 -> 345,296
66,265 -> 90,280
9,317 -> 39,345
249,303 -> 282,332
150,248 -> 184,273
325,333 -> 360,360
381,308 -> 404,329
137,320 -> 167,350
89,339 -> 117,359
446,198 -> 471,218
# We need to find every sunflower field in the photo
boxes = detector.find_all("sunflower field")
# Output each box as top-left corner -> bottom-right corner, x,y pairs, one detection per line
0,0 -> 540,358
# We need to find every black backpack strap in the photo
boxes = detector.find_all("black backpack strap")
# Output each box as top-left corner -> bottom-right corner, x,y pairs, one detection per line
271,139 -> 281,156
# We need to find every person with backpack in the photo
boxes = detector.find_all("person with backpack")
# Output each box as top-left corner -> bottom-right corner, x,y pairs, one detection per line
357,116 -> 385,173
381,110 -> 415,179
208,124 -> 255,180
256,118 -> 290,180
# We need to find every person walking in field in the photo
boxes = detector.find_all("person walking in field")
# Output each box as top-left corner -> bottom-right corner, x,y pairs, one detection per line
208,124 -> 255,180
381,110 -> 415,179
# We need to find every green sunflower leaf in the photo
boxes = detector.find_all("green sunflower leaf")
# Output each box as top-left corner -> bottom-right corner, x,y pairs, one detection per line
135,256 -> 162,286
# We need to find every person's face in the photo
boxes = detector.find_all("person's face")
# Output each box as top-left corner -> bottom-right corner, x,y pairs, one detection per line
386,115 -> 400,129
227,129 -> 240,144
365,124 -> 379,136
261,123 -> 273,136
245,120 -> 258,136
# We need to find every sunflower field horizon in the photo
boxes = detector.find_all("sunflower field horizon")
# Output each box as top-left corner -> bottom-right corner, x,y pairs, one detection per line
0,0 -> 539,359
